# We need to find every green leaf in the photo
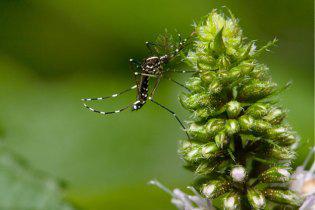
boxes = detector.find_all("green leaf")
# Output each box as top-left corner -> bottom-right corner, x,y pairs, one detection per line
0,145 -> 77,210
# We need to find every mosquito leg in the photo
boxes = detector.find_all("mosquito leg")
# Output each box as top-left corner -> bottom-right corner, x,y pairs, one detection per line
178,33 -> 182,43
81,85 -> 137,101
128,58 -> 141,95
148,77 -> 190,139
165,69 -> 201,74
148,97 -> 190,139
145,41 -> 161,55
166,77 -> 191,92
149,75 -> 162,99
129,58 -> 141,68
134,72 -> 158,78
177,33 -> 184,50
82,103 -> 132,115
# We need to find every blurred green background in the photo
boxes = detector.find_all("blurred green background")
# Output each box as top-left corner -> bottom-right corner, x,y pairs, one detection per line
0,0 -> 313,209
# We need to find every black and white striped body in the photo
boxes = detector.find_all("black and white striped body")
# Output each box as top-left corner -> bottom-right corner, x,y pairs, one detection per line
132,55 -> 168,111
132,75 -> 149,110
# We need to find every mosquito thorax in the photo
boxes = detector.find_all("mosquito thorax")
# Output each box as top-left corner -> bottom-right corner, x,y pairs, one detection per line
144,56 -> 160,66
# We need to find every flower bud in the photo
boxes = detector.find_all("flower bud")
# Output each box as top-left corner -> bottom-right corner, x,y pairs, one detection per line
259,166 -> 291,183
222,62 -> 254,82
263,108 -> 286,124
192,108 -> 209,122
251,120 -> 271,135
251,64 -> 270,80
179,94 -> 190,110
226,67 -> 242,81
247,188 -> 266,209
238,115 -> 254,132
206,118 -> 226,136
225,119 -> 240,135
201,142 -> 220,158
223,192 -> 241,210
226,101 -> 242,118
215,132 -> 228,148
193,106 -> 223,122
268,146 -> 295,160
263,189 -> 303,207
200,71 -> 216,84
230,165 -> 247,182
179,141 -> 202,162
187,123 -> 208,141
201,180 -> 231,199
246,103 -> 270,118
197,58 -> 213,71
238,81 -> 277,101
179,93 -> 210,110
267,127 -> 298,145
217,55 -> 231,69
196,161 -> 217,175
185,77 -> 203,93
208,80 -> 223,94
240,61 -> 255,74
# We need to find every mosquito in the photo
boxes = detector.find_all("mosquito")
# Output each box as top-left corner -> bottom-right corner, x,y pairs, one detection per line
81,32 -> 198,138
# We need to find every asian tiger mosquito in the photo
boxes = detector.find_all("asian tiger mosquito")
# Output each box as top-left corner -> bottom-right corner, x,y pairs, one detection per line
81,32 -> 198,138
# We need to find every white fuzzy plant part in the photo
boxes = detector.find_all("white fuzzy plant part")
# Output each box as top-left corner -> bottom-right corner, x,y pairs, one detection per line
230,165 -> 247,183
149,180 -> 215,210
290,147 -> 315,210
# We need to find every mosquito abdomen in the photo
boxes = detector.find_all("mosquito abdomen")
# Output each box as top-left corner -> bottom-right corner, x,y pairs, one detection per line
132,76 -> 149,111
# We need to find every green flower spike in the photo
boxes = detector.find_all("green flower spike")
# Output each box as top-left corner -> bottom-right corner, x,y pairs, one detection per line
179,9 -> 302,209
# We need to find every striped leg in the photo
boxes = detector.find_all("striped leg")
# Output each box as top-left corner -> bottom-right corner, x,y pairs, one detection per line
129,58 -> 141,68
81,85 -> 137,101
83,103 -> 132,115
165,69 -> 201,74
148,96 -> 190,139
149,75 -> 162,98
166,77 -> 190,92
134,72 -> 158,78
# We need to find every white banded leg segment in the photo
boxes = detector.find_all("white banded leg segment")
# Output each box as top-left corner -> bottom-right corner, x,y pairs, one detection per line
83,103 -> 131,115
165,69 -> 202,74
134,72 -> 158,78
81,85 -> 137,101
